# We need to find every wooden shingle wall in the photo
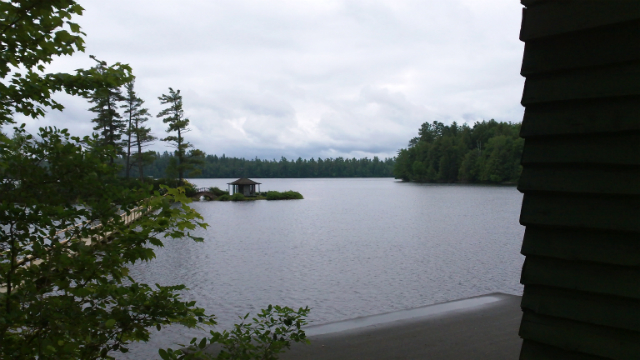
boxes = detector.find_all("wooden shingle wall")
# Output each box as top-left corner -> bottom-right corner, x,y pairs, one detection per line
517,1 -> 640,359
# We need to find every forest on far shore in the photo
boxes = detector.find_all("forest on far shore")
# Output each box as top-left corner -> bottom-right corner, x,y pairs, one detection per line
143,154 -> 396,178
394,120 -> 524,183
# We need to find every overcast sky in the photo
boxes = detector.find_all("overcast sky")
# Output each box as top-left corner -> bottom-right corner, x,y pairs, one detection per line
16,0 -> 525,160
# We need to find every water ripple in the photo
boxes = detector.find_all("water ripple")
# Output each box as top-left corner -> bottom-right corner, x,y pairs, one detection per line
122,178 -> 524,359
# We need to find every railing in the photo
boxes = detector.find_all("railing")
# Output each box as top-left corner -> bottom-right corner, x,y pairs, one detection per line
11,204 -> 150,268
1,204 -> 151,293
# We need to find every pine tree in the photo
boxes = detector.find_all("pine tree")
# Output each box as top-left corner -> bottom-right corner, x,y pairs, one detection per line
87,56 -> 125,164
157,88 -> 203,182
133,126 -> 156,182
122,80 -> 155,179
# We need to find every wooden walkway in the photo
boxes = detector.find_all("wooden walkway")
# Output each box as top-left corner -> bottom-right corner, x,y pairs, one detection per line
1,204 -> 150,292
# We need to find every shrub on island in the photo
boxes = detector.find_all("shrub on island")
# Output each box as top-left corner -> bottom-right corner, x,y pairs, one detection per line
216,191 -> 302,201
208,186 -> 228,196
120,177 -> 198,196
138,178 -> 198,196
266,190 -> 303,200
231,193 -> 246,201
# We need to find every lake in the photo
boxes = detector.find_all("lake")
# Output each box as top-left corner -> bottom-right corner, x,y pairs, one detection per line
123,178 -> 525,359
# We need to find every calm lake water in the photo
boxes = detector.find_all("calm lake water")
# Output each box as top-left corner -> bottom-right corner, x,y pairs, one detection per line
123,178 -> 525,359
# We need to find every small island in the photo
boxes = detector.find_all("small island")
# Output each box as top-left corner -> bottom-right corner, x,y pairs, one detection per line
216,190 -> 304,201
189,178 -> 303,201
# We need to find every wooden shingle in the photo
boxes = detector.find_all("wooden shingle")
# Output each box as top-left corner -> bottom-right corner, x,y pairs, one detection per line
516,0 -> 640,358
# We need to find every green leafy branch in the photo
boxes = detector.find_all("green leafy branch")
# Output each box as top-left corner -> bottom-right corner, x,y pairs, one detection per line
159,305 -> 311,360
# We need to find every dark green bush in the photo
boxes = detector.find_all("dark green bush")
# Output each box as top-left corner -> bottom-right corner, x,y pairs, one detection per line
183,185 -> 197,197
217,194 -> 231,201
265,191 -> 303,200
140,178 -> 197,195
118,177 -> 199,197
230,193 -> 246,201
208,186 -> 228,196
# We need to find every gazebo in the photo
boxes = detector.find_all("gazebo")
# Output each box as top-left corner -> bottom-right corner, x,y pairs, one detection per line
227,178 -> 261,196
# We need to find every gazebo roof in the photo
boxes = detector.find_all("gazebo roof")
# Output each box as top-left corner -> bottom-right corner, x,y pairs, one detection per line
227,177 -> 261,185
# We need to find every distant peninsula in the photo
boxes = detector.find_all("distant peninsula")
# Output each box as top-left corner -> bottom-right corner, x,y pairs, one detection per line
394,120 -> 523,184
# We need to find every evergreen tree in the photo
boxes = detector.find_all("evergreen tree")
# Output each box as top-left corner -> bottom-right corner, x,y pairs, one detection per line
157,88 -> 203,182
143,153 -> 396,178
87,56 -> 125,164
122,80 -> 155,180
1,3 -> 310,359
394,120 -> 523,183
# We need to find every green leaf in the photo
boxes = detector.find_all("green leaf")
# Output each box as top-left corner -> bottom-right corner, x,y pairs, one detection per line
158,349 -> 171,360
68,22 -> 81,33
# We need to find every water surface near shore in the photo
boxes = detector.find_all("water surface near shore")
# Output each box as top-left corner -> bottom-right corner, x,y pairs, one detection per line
123,178 -> 524,359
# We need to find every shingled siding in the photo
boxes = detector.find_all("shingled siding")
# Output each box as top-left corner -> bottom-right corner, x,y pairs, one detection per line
517,1 -> 640,359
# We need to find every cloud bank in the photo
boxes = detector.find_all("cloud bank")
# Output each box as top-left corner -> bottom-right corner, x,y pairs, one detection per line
14,0 -> 525,160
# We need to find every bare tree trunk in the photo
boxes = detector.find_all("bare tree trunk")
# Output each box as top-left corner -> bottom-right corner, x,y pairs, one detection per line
137,135 -> 143,182
106,96 -> 115,165
177,128 -> 183,183
125,111 -> 132,178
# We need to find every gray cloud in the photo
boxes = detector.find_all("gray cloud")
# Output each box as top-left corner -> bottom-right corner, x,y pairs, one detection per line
9,0 -> 525,160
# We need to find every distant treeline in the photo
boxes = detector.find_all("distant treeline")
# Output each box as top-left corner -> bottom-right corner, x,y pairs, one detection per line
143,153 -> 396,178
394,120 -> 524,183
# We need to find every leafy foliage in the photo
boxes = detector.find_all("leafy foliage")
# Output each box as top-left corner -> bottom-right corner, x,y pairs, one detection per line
0,125 -> 212,358
394,120 -> 524,183
0,0 -> 132,125
1,3 -> 310,359
0,127 -> 307,358
208,187 -> 228,197
159,306 -> 310,360
230,193 -> 246,201
120,177 -> 198,197
265,191 -> 303,200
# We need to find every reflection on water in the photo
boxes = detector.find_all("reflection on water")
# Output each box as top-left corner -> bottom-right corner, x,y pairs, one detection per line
122,178 -> 524,359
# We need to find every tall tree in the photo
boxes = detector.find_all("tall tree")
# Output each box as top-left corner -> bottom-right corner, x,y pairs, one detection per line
0,2 -> 309,359
394,120 -> 523,183
157,88 -> 203,182
0,1 -> 132,126
87,56 -> 125,164
1,126 -> 213,359
133,123 -> 156,182
0,3 -> 210,358
122,80 -> 154,179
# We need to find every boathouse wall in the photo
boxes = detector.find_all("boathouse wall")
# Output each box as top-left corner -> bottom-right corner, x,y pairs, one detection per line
517,0 -> 640,358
